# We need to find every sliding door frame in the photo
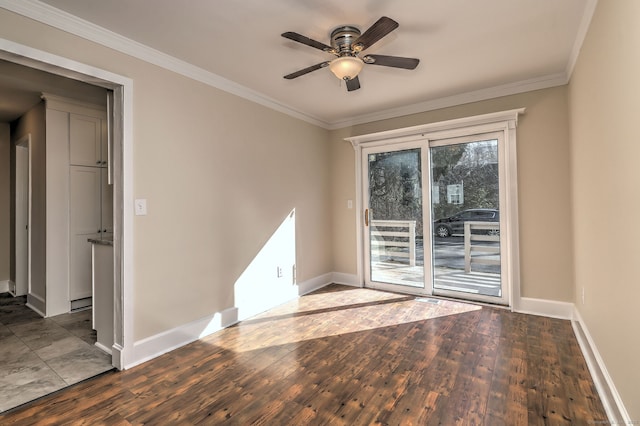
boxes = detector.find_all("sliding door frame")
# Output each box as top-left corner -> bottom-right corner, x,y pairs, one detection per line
348,109 -> 524,308
428,131 -> 509,305
361,140 -> 432,296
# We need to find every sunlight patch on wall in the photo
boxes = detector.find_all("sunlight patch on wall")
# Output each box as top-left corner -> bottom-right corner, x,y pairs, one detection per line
234,209 -> 297,322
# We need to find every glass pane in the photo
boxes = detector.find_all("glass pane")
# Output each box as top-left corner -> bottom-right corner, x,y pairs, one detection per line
368,148 -> 424,287
430,140 -> 501,297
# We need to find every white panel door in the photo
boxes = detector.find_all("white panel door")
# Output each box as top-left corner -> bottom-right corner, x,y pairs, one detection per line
69,166 -> 101,300
14,144 -> 29,296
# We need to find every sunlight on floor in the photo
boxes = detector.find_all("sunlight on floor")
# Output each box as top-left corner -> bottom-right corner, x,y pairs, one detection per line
203,287 -> 481,354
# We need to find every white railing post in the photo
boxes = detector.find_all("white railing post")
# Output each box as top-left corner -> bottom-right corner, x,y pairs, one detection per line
409,221 -> 416,266
464,222 -> 472,273
369,219 -> 416,266
465,221 -> 500,274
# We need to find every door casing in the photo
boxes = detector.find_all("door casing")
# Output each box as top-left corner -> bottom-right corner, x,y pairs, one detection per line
14,135 -> 31,297
0,39 -> 133,370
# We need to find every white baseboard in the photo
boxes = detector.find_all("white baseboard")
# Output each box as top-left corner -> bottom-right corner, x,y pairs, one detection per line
111,344 -> 124,370
297,272 -> 333,295
127,272 -> 339,368
0,280 -> 9,293
513,297 -> 573,319
128,305 -> 239,369
572,307 -> 630,424
27,293 -> 46,317
331,272 -> 360,287
516,299 -> 630,423
95,341 -> 112,355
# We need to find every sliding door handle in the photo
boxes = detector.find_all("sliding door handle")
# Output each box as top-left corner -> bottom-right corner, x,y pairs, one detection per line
365,209 -> 369,226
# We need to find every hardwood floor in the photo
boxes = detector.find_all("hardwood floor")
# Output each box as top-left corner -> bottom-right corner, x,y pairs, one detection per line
0,285 -> 607,425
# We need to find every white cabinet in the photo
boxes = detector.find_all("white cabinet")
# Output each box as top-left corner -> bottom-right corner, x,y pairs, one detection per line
70,167 -> 101,235
69,165 -> 112,301
69,114 -> 108,167
42,93 -> 110,316
67,111 -> 111,304
69,166 -> 109,300
92,242 -> 114,353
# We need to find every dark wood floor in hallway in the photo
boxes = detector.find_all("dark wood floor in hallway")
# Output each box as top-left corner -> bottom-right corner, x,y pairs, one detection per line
0,284 -> 607,425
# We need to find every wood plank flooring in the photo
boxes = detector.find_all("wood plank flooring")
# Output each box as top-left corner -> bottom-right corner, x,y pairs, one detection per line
0,284 -> 607,425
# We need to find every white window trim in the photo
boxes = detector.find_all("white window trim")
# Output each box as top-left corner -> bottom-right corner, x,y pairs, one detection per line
346,108 -> 524,309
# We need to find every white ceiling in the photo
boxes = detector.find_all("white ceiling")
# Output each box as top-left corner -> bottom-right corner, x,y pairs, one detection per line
0,59 -> 107,122
3,0 -> 593,128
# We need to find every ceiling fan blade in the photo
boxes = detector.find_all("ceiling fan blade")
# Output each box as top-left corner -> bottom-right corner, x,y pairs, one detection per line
354,17 -> 399,51
346,76 -> 361,92
283,62 -> 329,79
281,32 -> 333,52
364,54 -> 420,70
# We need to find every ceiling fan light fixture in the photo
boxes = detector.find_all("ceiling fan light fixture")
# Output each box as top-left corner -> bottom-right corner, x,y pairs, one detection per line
329,56 -> 364,81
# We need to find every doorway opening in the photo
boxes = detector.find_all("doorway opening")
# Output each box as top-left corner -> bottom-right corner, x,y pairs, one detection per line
0,39 -> 133,369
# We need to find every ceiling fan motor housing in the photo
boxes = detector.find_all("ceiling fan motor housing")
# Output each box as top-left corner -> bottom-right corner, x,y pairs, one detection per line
330,26 -> 362,56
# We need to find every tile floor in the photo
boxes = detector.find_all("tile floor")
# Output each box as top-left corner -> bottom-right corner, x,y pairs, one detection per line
0,293 -> 114,413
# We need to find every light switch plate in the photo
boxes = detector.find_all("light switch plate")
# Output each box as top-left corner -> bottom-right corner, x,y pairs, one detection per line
135,198 -> 147,216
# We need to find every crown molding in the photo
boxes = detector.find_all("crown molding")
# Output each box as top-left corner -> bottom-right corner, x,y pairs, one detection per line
566,0 -> 599,79
1,0 -> 581,131
328,73 -> 567,130
0,0 -> 331,128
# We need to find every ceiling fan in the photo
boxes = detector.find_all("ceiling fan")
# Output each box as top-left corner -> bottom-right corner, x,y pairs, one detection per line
282,16 -> 420,92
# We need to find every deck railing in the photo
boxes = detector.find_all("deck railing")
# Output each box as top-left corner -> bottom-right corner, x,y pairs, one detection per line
464,221 -> 500,273
370,220 -> 416,266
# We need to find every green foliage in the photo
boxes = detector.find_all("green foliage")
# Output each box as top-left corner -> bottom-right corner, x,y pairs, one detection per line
368,141 -> 500,237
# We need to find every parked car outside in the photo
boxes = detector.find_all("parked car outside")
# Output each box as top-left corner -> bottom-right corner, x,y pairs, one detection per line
433,208 -> 499,237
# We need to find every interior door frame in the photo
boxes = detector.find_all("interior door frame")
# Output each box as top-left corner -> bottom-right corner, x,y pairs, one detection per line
0,39 -> 133,370
361,140 -> 432,296
14,134 -> 31,297
348,109 -> 524,309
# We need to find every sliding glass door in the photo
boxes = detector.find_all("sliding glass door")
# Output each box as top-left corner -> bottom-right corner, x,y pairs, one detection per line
429,133 -> 508,305
362,132 -> 509,305
363,143 -> 429,294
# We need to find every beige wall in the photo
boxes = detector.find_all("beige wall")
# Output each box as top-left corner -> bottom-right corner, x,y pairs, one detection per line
0,123 -> 9,283
569,0 -> 640,418
0,9 -> 332,340
331,86 -> 573,301
1,1 -> 637,417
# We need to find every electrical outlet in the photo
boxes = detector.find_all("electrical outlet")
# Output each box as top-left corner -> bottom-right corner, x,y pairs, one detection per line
276,266 -> 283,278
